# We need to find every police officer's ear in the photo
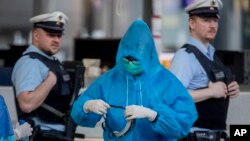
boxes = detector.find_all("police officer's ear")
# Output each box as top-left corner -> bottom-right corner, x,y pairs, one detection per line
189,16 -> 196,30
32,28 -> 39,41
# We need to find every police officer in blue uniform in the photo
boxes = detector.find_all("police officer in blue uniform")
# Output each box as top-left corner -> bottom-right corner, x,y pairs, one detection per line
12,11 -> 73,141
170,0 -> 240,141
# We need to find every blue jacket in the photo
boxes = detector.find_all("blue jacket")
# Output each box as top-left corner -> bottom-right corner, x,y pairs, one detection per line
71,19 -> 197,141
0,95 -> 15,141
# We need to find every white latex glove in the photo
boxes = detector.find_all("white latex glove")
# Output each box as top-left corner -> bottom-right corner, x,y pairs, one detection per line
83,99 -> 110,115
14,122 -> 33,140
125,105 -> 157,121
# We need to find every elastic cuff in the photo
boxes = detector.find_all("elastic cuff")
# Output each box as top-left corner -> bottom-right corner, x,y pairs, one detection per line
151,113 -> 159,123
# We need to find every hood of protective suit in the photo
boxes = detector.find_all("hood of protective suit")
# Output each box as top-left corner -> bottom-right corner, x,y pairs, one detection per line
115,19 -> 160,76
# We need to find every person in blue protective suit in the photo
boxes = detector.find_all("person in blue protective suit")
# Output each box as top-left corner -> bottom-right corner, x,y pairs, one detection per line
0,95 -> 32,141
0,95 -> 15,141
71,19 -> 197,141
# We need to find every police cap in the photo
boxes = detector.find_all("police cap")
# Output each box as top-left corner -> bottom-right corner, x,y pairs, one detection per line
30,11 -> 69,34
185,0 -> 223,18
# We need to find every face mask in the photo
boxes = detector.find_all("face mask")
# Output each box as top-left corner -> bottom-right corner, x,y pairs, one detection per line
122,57 -> 144,75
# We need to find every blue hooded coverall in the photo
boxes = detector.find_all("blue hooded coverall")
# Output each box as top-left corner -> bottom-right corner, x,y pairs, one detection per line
71,19 -> 197,141
0,95 -> 15,141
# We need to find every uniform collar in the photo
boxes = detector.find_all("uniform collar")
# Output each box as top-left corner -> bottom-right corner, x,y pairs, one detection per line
23,44 -> 55,60
187,37 -> 215,60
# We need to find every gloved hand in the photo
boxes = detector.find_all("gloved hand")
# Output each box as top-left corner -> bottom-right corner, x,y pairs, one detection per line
14,122 -> 33,140
83,99 -> 110,115
125,105 -> 157,121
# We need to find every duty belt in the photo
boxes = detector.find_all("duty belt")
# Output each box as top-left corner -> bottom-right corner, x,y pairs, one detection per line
179,130 -> 229,141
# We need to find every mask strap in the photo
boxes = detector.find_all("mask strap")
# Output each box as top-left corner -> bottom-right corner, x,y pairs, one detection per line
126,77 -> 129,106
139,80 -> 143,106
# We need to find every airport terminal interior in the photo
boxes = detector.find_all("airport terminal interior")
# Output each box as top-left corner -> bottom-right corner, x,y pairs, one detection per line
1,0 -> 250,140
